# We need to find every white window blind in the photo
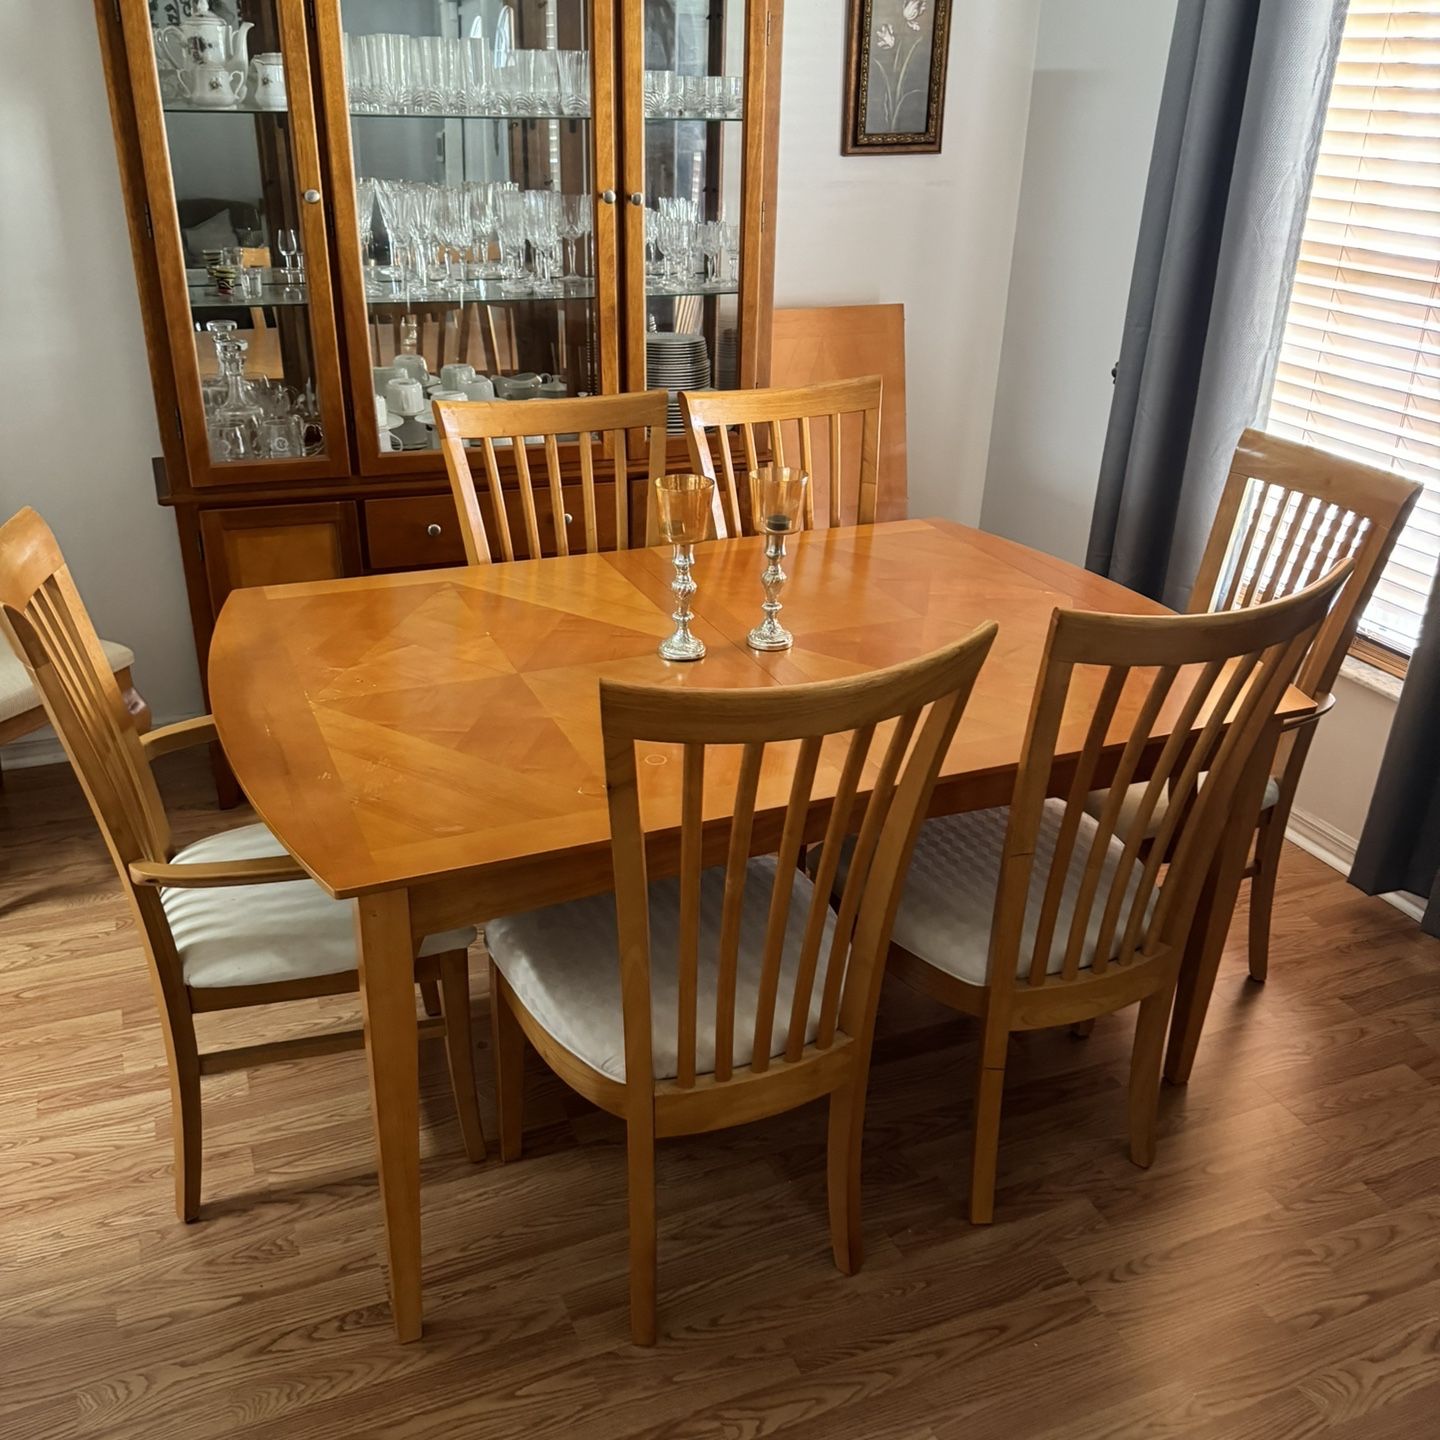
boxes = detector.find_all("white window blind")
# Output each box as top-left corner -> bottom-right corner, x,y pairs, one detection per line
1263,0 -> 1440,657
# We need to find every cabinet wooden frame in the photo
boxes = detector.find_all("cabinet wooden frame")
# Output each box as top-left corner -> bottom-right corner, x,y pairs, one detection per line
113,0 -> 352,490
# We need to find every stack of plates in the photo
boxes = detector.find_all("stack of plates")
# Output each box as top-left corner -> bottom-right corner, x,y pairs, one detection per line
646,332 -> 711,433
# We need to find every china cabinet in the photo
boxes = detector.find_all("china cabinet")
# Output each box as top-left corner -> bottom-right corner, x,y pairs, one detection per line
95,0 -> 782,793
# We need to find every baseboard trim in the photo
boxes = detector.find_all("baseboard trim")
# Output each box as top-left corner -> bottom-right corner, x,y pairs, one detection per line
1287,806 -> 1427,924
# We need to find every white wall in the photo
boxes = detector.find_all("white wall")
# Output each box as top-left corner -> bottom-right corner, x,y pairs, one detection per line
772,0 -> 1042,525
980,0 -> 1176,563
0,2 -> 202,724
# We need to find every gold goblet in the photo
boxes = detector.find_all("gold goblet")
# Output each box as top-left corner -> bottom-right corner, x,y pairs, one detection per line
653,473 -> 715,662
746,466 -> 809,652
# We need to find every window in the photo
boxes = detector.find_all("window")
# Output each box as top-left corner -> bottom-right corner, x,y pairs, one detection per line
1263,0 -> 1440,662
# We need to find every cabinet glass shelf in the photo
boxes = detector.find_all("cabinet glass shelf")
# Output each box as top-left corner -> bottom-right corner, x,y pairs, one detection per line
366,280 -> 597,307
350,109 -> 591,122
190,285 -> 310,310
644,114 -> 743,124
162,102 -> 291,115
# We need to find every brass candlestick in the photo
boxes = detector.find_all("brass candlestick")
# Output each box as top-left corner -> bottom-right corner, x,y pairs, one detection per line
746,467 -> 809,652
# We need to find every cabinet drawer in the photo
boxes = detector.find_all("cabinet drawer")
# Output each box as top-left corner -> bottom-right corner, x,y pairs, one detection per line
363,496 -> 469,570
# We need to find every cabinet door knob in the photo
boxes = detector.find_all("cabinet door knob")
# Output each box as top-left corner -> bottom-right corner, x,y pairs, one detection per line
563,512 -> 574,525
599,189 -> 617,205
628,191 -> 645,207
302,188 -> 322,205
426,523 -> 443,538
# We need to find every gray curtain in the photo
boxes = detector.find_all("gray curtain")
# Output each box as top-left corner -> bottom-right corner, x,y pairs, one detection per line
1087,0 -> 1348,608
1351,582 -> 1440,936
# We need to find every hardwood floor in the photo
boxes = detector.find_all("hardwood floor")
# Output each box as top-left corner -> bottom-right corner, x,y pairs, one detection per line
2,750 -> 1439,1439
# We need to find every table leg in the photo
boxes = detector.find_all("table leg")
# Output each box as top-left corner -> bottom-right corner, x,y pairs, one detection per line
355,888 -> 422,1342
1164,744 -> 1272,1085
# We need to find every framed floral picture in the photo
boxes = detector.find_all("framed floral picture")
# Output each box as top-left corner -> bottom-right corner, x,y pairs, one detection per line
843,0 -> 953,155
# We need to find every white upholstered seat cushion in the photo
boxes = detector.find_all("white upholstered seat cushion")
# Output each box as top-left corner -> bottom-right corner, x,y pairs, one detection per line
0,639 -> 135,725
889,800 -> 1151,987
1082,774 -> 1280,838
161,822 -> 476,989
486,857 -> 841,1082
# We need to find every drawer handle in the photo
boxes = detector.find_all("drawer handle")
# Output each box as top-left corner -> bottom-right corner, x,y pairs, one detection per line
426,523 -> 443,538
564,512 -> 574,525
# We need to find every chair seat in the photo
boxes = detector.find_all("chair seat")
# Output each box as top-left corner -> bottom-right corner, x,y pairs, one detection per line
161,822 -> 475,989
486,857 -> 841,1082
0,639 -> 134,726
889,801 -> 1150,987
1082,774 -> 1281,838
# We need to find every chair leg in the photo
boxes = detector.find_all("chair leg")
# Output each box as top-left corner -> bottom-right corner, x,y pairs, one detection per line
626,1112 -> 658,1347
1248,812 -> 1283,984
969,1023 -> 1009,1225
419,979 -> 442,1018
437,953 -> 486,1164
1128,989 -> 1172,1168
826,1072 -> 868,1276
489,958 -> 525,1163
165,1018 -> 202,1223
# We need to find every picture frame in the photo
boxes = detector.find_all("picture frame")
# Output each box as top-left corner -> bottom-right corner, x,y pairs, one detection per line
843,0 -> 953,155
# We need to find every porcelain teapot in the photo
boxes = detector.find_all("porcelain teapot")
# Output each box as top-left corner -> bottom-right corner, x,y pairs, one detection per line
159,1 -> 255,72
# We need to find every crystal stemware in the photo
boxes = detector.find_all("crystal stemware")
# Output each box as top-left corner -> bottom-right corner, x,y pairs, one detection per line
746,467 -> 809,651
654,474 -> 715,662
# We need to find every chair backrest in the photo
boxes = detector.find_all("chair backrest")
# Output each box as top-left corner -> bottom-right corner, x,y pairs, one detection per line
0,508 -> 170,876
989,560 -> 1353,993
600,624 -> 996,1091
681,377 -> 883,537
1189,428 -> 1422,697
437,390 -> 709,564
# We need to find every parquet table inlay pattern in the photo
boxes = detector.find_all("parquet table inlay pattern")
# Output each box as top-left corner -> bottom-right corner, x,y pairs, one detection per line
2,752 -> 1439,1438
206,520 -> 1316,1339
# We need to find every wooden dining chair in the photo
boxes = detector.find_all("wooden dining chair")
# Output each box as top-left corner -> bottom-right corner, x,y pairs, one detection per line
1186,428 -> 1422,981
0,507 -> 486,1223
435,390 -> 725,564
887,562 -> 1351,1225
485,625 -> 997,1343
680,377 -> 883,536
1085,431 -> 1422,984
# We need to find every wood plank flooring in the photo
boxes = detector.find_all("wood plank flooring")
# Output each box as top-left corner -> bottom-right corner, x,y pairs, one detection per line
2,750 -> 1439,1439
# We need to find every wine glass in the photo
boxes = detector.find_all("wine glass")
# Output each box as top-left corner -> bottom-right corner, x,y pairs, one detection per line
654,474 -> 715,662
745,467 -> 809,651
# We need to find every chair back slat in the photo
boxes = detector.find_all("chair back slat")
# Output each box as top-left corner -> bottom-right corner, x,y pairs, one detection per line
1030,666 -> 1127,985
1191,428 -> 1423,698
749,734 -> 822,1075
681,378 -> 884,535
600,626 -> 996,1094
713,741 -> 764,1084
438,391 -> 688,563
676,741 -> 705,1089
989,563 -> 1353,994
784,723 -> 874,1061
817,709 -> 918,1047
0,510 -> 170,876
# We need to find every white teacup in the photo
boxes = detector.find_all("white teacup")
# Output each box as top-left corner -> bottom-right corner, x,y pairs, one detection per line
392,354 -> 429,386
373,365 -> 403,393
386,376 -> 424,416
463,377 -> 496,402
440,363 -> 477,392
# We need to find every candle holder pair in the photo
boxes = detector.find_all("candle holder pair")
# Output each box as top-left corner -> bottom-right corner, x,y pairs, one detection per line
652,467 -> 809,662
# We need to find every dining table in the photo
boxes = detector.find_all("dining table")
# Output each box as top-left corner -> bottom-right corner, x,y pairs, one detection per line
208,517 -> 1312,1340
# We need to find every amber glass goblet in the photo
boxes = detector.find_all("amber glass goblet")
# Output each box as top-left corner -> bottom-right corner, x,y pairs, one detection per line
745,466 -> 809,651
653,473 -> 714,661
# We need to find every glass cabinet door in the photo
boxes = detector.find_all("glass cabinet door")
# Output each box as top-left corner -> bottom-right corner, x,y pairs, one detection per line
122,0 -> 349,486
624,0 -> 756,439
319,0 -> 618,472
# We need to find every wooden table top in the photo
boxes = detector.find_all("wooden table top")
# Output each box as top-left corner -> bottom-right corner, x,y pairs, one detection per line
209,519 -> 1303,903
